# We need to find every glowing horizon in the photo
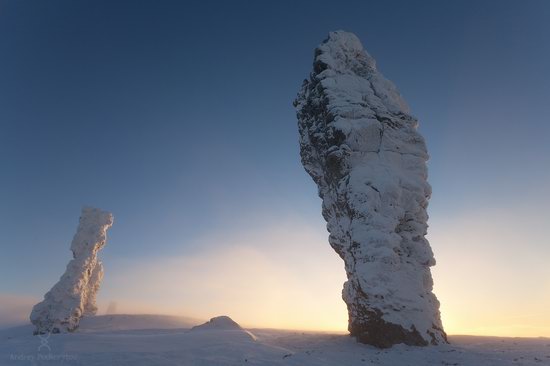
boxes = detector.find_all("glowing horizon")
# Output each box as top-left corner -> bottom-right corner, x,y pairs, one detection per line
96,200 -> 550,338
2,203 -> 548,338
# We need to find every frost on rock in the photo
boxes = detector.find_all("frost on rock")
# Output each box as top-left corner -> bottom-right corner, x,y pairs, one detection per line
294,31 -> 447,348
83,260 -> 104,316
30,207 -> 113,335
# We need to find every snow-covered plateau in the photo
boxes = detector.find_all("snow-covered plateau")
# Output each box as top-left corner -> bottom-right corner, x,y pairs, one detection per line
1,314 -> 548,366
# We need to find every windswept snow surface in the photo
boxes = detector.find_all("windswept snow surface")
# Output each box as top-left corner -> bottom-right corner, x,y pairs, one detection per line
1,314 -> 548,365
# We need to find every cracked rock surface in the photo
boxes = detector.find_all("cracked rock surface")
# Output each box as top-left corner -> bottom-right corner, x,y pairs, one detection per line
294,31 -> 447,348
30,207 -> 113,334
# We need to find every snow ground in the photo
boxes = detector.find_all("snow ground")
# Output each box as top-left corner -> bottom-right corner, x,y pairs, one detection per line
1,315 -> 548,365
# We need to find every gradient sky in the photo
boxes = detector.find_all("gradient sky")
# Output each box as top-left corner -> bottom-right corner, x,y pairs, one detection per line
1,0 -> 549,336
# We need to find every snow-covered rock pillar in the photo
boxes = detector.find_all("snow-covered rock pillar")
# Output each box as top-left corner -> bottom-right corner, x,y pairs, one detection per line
294,31 -> 447,348
30,207 -> 113,334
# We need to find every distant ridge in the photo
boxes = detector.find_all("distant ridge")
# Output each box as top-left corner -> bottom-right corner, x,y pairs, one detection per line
78,314 -> 202,332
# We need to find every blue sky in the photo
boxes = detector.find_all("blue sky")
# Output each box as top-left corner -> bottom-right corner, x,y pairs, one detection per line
1,0 -> 549,334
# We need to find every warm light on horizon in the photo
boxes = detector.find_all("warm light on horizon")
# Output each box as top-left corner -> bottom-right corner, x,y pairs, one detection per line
98,206 -> 550,337
430,198 -> 550,338
2,208 -> 548,338
98,219 -> 351,333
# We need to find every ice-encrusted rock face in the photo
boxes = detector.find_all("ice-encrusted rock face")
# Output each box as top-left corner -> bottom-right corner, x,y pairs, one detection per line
30,207 -> 113,334
294,31 -> 447,348
83,260 -> 104,316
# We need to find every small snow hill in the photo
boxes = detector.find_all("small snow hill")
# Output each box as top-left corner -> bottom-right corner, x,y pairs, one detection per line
191,315 -> 257,340
191,315 -> 242,331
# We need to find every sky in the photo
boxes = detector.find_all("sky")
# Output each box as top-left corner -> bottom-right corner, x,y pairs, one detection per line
1,0 -> 549,336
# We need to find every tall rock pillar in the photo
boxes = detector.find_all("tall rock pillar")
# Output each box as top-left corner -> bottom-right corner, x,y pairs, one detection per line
294,31 -> 447,348
30,207 -> 113,334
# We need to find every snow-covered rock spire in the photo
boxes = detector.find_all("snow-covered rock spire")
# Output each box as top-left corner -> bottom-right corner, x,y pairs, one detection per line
294,31 -> 447,348
30,207 -> 113,334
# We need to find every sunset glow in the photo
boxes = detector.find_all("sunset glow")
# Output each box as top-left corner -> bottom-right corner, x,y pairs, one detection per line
89,200 -> 550,337
2,0 -> 550,352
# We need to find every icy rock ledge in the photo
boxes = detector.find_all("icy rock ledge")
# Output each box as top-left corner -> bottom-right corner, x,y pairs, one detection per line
30,207 -> 113,334
294,31 -> 447,348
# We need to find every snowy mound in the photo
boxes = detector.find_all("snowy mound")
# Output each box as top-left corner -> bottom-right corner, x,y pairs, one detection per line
191,316 -> 242,331
30,207 -> 114,334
